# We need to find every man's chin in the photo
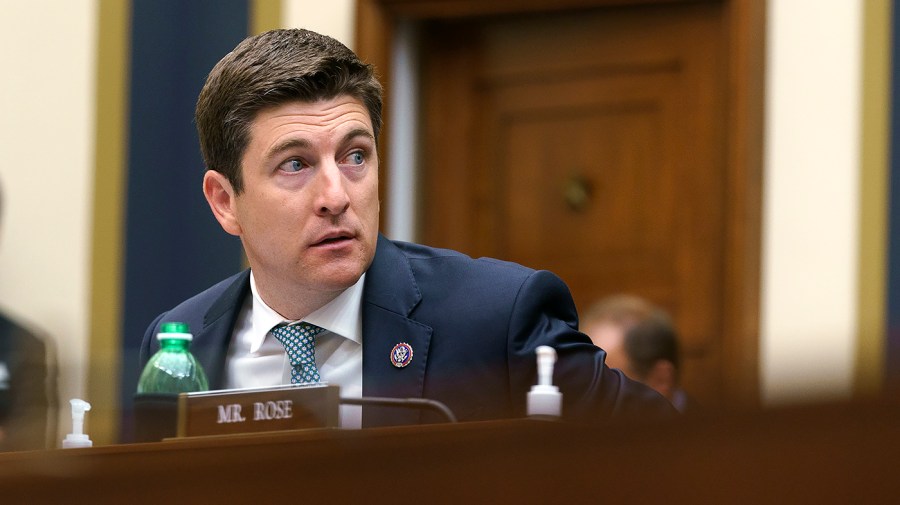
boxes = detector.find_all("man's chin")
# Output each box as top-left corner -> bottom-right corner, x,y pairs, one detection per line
298,248 -> 374,292
314,268 -> 366,292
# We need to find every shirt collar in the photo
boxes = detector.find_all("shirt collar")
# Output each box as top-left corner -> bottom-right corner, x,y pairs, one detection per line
248,271 -> 365,353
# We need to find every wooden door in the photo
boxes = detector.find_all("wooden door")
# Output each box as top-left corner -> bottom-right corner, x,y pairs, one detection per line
357,0 -> 765,408
418,3 -> 730,406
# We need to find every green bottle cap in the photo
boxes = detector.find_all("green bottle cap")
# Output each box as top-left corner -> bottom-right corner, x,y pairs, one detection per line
157,321 -> 192,341
160,322 -> 190,333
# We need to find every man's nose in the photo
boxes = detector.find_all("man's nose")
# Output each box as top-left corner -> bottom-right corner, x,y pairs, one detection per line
314,163 -> 351,216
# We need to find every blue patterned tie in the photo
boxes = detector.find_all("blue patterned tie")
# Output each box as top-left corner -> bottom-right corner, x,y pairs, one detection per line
271,322 -> 325,384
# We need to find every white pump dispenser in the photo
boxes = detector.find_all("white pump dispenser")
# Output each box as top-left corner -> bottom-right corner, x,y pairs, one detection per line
527,346 -> 562,418
62,398 -> 93,448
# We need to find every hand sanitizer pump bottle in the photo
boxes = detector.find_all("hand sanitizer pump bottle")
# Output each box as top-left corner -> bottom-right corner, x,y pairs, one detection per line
62,399 -> 92,448
527,346 -> 562,419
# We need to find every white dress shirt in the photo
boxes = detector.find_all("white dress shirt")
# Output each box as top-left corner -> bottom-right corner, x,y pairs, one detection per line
223,271 -> 364,429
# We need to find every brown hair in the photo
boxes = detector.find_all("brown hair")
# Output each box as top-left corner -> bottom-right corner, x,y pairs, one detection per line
583,294 -> 680,379
583,294 -> 657,330
195,28 -> 383,194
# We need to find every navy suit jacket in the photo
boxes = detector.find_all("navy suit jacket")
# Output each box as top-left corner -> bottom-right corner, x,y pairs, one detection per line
140,235 -> 671,427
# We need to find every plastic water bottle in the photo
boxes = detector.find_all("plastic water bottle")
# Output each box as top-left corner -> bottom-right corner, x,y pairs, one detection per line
137,322 -> 209,394
134,322 -> 208,441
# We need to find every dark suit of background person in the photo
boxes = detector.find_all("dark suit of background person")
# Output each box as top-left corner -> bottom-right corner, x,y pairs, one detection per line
138,28 -> 673,429
0,182 -> 55,450
0,312 -> 53,450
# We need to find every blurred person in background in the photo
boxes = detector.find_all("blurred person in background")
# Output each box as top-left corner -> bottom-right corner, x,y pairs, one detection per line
0,183 -> 56,450
0,313 -> 54,450
582,295 -> 697,413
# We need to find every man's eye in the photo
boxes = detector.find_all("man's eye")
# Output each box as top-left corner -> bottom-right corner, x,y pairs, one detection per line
343,151 -> 365,166
280,159 -> 306,172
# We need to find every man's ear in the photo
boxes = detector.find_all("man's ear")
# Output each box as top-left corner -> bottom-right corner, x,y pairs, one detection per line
203,170 -> 242,236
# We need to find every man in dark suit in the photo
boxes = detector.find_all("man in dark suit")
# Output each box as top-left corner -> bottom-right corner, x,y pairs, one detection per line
0,184 -> 54,450
140,28 -> 671,428
0,309 -> 52,450
582,295 -> 700,414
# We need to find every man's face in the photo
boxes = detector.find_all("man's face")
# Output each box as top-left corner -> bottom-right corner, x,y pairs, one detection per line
584,321 -> 630,373
204,96 -> 379,315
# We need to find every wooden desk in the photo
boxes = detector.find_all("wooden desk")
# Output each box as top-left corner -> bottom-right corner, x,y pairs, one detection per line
2,399 -> 900,504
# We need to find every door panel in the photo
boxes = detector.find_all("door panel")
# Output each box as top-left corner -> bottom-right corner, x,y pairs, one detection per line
421,3 -> 729,404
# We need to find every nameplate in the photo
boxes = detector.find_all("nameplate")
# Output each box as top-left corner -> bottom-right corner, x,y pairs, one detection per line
176,383 -> 340,438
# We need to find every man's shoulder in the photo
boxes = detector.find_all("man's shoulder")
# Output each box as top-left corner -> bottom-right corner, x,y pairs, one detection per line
375,238 -> 555,313
163,270 -> 250,321
0,310 -> 45,350
387,238 -> 535,278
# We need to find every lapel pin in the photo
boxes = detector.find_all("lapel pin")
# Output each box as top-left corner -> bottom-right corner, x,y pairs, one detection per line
390,342 -> 413,368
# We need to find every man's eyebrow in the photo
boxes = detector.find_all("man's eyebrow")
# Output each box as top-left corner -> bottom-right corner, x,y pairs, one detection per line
265,138 -> 311,162
342,128 -> 376,145
264,128 -> 375,162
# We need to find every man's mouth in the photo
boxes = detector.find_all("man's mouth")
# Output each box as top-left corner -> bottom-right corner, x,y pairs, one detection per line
311,233 -> 353,247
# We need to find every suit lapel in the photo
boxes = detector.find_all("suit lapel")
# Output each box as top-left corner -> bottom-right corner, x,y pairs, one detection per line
189,242 -> 433,427
361,236 -> 433,427
194,270 -> 251,389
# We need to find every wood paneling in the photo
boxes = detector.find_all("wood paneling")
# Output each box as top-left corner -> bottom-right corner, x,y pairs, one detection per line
357,0 -> 764,409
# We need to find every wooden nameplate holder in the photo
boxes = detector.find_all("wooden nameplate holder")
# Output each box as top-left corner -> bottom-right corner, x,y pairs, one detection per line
176,383 -> 340,438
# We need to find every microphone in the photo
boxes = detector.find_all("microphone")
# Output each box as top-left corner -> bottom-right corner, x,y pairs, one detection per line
340,396 -> 458,423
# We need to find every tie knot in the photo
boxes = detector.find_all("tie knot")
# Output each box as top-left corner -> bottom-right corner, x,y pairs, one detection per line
271,322 -> 325,384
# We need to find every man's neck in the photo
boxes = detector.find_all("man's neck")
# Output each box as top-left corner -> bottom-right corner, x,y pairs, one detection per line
251,273 -> 346,321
